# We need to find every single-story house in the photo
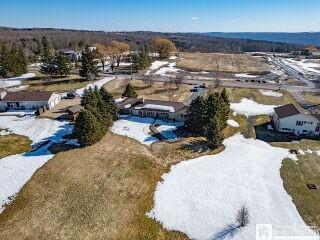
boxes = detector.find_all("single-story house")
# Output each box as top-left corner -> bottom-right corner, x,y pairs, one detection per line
118,98 -> 187,121
66,104 -> 84,122
0,90 -> 61,111
273,103 -> 320,136
59,49 -> 80,62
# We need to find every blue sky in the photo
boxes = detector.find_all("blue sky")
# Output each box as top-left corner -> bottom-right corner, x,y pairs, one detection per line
0,0 -> 319,32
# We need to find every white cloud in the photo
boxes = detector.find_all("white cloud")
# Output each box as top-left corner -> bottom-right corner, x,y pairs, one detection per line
191,17 -> 199,21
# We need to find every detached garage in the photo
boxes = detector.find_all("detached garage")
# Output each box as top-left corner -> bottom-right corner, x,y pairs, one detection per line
0,90 -> 61,110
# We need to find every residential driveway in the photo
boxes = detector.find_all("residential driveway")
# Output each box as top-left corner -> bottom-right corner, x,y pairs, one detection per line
184,88 -> 207,105
40,98 -> 81,120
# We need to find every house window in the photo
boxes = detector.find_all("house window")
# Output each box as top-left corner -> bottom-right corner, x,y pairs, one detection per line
296,121 -> 303,126
316,126 -> 320,132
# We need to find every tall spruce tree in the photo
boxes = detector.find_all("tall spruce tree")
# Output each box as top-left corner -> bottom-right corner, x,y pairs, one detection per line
185,96 -> 207,136
75,108 -> 101,147
185,90 -> 230,148
122,83 -> 138,98
79,46 -> 99,81
55,52 -> 70,77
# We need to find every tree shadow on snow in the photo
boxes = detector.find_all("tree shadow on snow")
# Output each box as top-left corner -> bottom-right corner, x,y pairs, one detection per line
209,224 -> 240,240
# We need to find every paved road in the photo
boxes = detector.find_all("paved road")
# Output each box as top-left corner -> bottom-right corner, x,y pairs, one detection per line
128,75 -> 320,93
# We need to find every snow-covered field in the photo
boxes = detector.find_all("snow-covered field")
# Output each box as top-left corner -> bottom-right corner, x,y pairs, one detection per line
148,134 -> 316,240
0,116 -> 73,213
231,98 -> 278,117
259,90 -> 283,98
0,73 -> 36,88
282,59 -> 320,75
111,116 -> 183,145
146,61 -> 169,75
75,76 -> 115,95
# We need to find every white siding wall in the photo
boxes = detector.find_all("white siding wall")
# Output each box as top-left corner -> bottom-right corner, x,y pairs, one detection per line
276,113 -> 320,136
0,94 -> 61,110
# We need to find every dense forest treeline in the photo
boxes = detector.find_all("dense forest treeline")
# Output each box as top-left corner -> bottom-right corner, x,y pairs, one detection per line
0,27 -> 303,57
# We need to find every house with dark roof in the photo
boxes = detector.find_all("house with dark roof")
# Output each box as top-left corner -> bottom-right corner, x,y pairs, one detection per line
0,90 -> 61,111
118,98 -> 187,121
273,103 -> 320,136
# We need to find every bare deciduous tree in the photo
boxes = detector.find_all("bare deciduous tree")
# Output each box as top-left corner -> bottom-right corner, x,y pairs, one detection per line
152,36 -> 176,59
236,205 -> 249,228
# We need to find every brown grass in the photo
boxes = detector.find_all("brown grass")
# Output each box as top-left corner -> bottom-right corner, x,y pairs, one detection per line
208,87 -> 297,106
26,74 -> 91,93
0,131 -> 219,240
272,140 -> 320,229
0,134 -> 31,159
177,52 -> 268,74
110,79 -> 192,103
301,92 -> 320,105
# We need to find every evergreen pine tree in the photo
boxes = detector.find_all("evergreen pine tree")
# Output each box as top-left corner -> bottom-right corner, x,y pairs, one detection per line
0,43 -> 9,77
185,96 -> 207,136
41,36 -> 52,59
122,83 -> 138,98
220,88 -> 229,105
75,108 -> 101,147
79,46 -> 99,81
55,52 -> 70,77
99,87 -> 118,120
40,55 -> 56,77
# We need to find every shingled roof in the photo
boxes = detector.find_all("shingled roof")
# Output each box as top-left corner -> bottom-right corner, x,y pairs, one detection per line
274,104 -> 301,119
1,91 -> 54,102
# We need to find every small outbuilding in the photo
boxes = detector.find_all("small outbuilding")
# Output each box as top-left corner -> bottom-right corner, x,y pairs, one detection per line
66,105 -> 84,122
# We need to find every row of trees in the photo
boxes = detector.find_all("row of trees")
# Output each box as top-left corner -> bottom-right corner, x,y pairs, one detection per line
0,42 -> 27,78
185,89 -> 230,147
75,86 -> 117,147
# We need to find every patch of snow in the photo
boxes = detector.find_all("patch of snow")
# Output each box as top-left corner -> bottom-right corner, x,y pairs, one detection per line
267,125 -> 274,131
169,56 -> 178,60
0,110 -> 36,117
298,149 -> 306,155
306,149 -> 313,154
235,73 -> 259,78
146,61 -> 169,75
227,119 -> 239,128
259,90 -> 283,98
135,104 -> 175,113
115,97 -> 126,104
287,154 -> 298,161
147,134 -> 316,240
230,98 -> 278,117
155,120 -> 184,141
154,62 -> 181,76
111,116 -> 183,146
0,129 -> 11,136
111,116 -> 157,146
75,76 -> 115,96
0,116 -> 73,213
0,73 -> 36,88
316,150 -> 320,156
65,139 -> 80,147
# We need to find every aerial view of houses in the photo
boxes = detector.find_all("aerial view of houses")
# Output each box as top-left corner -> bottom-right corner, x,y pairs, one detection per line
0,1 -> 320,240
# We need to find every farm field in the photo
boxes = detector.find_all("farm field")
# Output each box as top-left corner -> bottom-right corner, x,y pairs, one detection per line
176,52 -> 268,74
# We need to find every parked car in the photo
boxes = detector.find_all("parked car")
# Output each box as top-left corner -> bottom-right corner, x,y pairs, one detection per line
190,88 -> 198,92
66,92 -> 78,99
